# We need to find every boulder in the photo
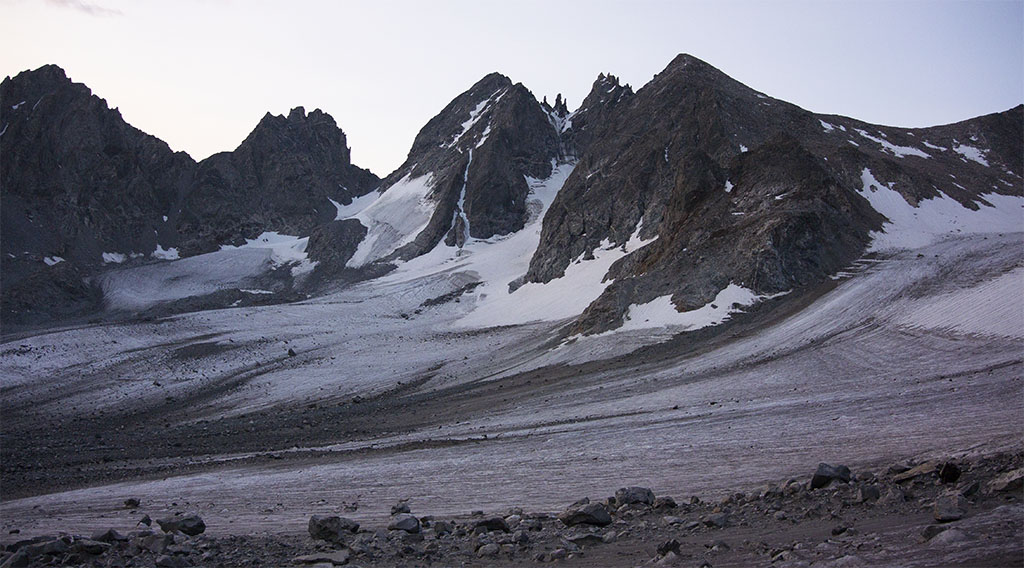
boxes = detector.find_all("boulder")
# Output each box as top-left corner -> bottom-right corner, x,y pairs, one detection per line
615,486 -> 655,506
653,496 -> 677,510
987,468 -> 1024,493
933,494 -> 967,522
811,463 -> 852,489
388,514 -> 420,533
308,515 -> 359,542
473,517 -> 510,533
558,503 -> 612,527
156,512 -> 205,536
476,543 -> 500,557
71,539 -> 110,555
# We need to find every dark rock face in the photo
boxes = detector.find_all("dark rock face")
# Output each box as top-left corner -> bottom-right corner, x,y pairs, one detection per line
526,54 -> 1024,334
364,73 -> 563,264
180,107 -> 379,256
1,65 -> 379,325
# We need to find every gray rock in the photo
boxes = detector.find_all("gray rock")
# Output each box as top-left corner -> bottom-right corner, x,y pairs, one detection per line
653,496 -> 677,510
388,513 -> 420,533
391,501 -> 411,515
856,484 -> 881,503
23,539 -> 68,557
71,539 -> 111,555
564,528 -> 604,546
811,463 -> 852,489
476,543 -> 500,557
156,512 -> 205,536
558,503 -> 612,527
987,468 -> 1024,493
703,513 -> 729,528
921,524 -> 948,542
137,533 -> 174,554
933,494 -> 967,522
308,515 -> 359,542
928,528 -> 970,546
0,549 -> 29,568
663,516 -> 686,525
474,516 -> 510,533
615,486 -> 655,506
657,539 -> 681,556
124,498 -> 141,508
91,528 -> 128,543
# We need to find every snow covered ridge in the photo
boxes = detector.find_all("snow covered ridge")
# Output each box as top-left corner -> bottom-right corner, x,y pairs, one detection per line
347,172 -> 436,268
858,168 -> 1024,252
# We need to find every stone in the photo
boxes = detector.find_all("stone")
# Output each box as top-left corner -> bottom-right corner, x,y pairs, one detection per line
23,538 -> 68,557
432,520 -> 454,535
663,516 -> 686,525
987,468 -> 1024,493
558,503 -> 612,527
476,543 -> 500,557
388,514 -> 420,533
653,496 -> 677,510
811,463 -> 852,489
137,534 -> 174,554
124,498 -> 141,508
657,539 -> 681,556
933,494 -> 967,522
928,528 -> 970,546
293,550 -> 351,565
512,530 -> 529,544
91,528 -> 128,543
72,539 -> 111,555
893,461 -> 939,483
565,528 -> 604,546
921,524 -> 948,542
703,513 -> 728,528
938,462 -> 961,483
773,510 -> 787,521
308,515 -> 359,542
857,484 -> 881,503
474,516 -> 510,533
615,486 -> 655,506
156,512 -> 205,536
391,501 -> 411,515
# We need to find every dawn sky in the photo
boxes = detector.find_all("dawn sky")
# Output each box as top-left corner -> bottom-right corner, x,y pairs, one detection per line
2,0 -> 1022,177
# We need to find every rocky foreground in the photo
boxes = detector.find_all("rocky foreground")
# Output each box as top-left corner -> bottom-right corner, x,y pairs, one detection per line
2,452 -> 1021,568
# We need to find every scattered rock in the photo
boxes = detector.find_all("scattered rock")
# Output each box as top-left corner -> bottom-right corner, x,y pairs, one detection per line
921,524 -> 948,542
433,520 -> 454,535
893,460 -> 939,483
558,502 -> 612,527
857,484 -> 881,503
476,543 -> 500,557
124,498 -> 141,508
157,512 -> 206,536
565,528 -> 604,546
388,514 -> 421,533
287,348 -> 297,357
139,514 -> 153,527
663,515 -> 686,525
615,486 -> 655,506
938,462 -> 961,483
811,463 -> 852,489
928,528 -> 970,546
703,513 -> 728,528
474,516 -> 510,533
987,468 -> 1024,493
391,501 -> 411,515
308,515 -> 359,542
831,525 -> 849,536
933,494 -> 967,522
653,496 -> 677,510
657,539 -> 681,556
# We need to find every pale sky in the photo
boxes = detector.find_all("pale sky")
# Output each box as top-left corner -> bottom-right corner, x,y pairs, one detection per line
2,0 -> 1022,177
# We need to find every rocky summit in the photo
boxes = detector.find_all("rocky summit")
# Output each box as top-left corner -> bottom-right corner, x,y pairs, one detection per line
1,53 -> 1021,568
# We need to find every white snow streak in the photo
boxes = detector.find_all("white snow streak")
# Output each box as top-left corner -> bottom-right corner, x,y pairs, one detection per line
854,129 -> 930,159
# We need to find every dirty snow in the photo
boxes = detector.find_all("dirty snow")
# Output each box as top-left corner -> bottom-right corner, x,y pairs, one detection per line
953,142 -> 990,166
152,245 -> 179,260
347,172 -> 436,267
615,284 -> 786,333
857,168 -> 1024,251
854,129 -> 931,159
898,267 -> 1024,339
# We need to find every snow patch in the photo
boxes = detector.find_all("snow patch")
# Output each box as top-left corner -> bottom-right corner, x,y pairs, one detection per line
152,245 -> 179,260
43,256 -> 64,266
347,172 -> 437,267
854,129 -> 930,159
102,252 -> 127,264
739,144 -> 748,153
615,284 -> 786,333
953,142 -> 990,166
857,168 -> 1024,251
922,140 -> 947,151
724,180 -> 734,193
330,191 -> 379,221
819,120 -> 835,132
